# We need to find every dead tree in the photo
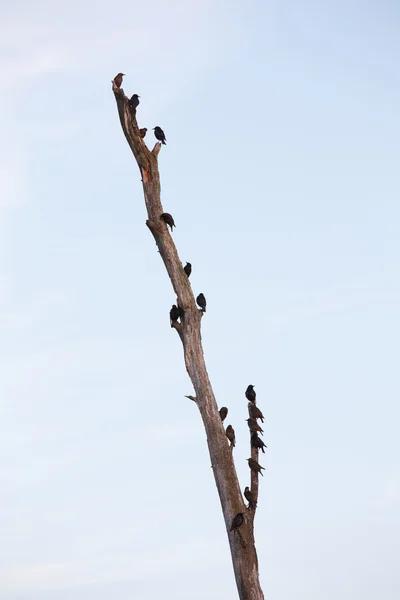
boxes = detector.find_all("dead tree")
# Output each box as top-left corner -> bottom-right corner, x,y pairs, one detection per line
112,77 -> 265,600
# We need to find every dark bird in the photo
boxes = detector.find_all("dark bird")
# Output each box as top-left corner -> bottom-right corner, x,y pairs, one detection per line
245,385 -> 256,404
184,262 -> 192,278
160,213 -> 175,232
129,93 -> 140,109
246,418 -> 264,435
139,128 -> 148,138
170,304 -> 180,326
196,293 -> 207,312
230,512 -> 244,532
251,433 -> 267,454
153,126 -> 167,145
248,402 -> 265,423
226,424 -> 235,447
113,72 -> 125,88
219,407 -> 228,422
177,304 -> 185,320
244,486 -> 257,509
248,457 -> 265,476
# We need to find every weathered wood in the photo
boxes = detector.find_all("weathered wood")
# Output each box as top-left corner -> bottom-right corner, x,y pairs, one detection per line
112,81 -> 264,600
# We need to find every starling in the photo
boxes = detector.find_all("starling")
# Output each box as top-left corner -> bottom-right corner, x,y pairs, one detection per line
184,262 -> 192,278
129,93 -> 140,109
153,126 -> 167,145
219,407 -> 228,422
246,418 -> 264,435
244,486 -> 257,509
196,293 -> 207,312
248,402 -> 265,423
160,213 -> 175,232
139,128 -> 148,138
245,385 -> 256,404
170,304 -> 180,326
230,512 -> 244,532
113,72 -> 125,88
226,424 -> 235,447
248,457 -> 265,476
251,433 -> 267,454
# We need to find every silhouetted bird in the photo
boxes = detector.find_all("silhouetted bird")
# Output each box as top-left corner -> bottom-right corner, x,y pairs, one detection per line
160,213 -> 175,232
170,304 -> 180,326
245,385 -> 256,404
139,128 -> 148,138
248,402 -> 265,423
153,126 -> 167,145
230,512 -> 244,532
244,486 -> 257,509
219,407 -> 228,422
129,94 -> 140,110
246,418 -> 264,435
196,293 -> 207,312
248,457 -> 265,476
184,262 -> 192,278
226,425 -> 235,447
251,433 -> 267,454
113,72 -> 125,88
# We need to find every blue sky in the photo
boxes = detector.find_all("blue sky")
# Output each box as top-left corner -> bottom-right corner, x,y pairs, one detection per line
1,0 -> 399,598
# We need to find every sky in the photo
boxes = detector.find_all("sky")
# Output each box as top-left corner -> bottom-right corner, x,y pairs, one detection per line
0,0 -> 400,598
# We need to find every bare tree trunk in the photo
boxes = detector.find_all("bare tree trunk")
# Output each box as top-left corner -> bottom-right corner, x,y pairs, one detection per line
112,82 -> 264,600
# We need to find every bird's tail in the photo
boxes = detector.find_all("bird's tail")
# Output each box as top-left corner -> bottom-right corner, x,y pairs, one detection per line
162,140 -> 167,145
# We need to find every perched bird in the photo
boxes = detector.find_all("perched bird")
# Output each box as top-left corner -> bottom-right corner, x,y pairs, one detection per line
170,304 -> 180,326
226,425 -> 235,447
129,94 -> 140,109
251,433 -> 267,454
244,486 -> 257,509
153,126 -> 167,145
184,262 -> 192,278
248,457 -> 265,476
139,128 -> 148,138
230,512 -> 244,532
160,213 -> 175,232
219,407 -> 228,422
177,304 -> 185,320
248,402 -> 265,423
113,72 -> 125,88
246,418 -> 264,435
196,293 -> 207,312
245,385 -> 256,404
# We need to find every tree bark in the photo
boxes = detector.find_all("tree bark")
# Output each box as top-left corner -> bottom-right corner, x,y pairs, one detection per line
112,82 -> 264,600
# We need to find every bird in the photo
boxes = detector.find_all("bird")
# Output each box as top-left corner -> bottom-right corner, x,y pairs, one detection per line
248,457 -> 265,476
245,385 -> 256,404
160,213 -> 175,232
129,94 -> 140,110
153,126 -> 167,144
169,304 -> 180,326
226,425 -> 235,447
177,304 -> 185,320
230,512 -> 244,532
196,293 -> 207,312
248,402 -> 265,423
139,128 -> 148,138
251,433 -> 267,454
244,486 -> 257,509
113,72 -> 125,88
246,418 -> 264,435
184,262 -> 192,278
219,407 -> 228,422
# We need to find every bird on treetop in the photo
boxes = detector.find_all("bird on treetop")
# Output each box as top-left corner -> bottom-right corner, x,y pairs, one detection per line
113,72 -> 125,88
244,486 -> 257,509
139,128 -> 147,138
248,457 -> 265,476
129,93 -> 140,109
160,213 -> 175,232
230,512 -> 244,532
251,433 -> 267,454
153,126 -> 167,145
246,418 -> 264,435
245,385 -> 256,404
219,407 -> 228,422
170,304 -> 180,327
196,293 -> 206,312
225,424 -> 235,447
184,262 -> 192,278
248,402 -> 264,423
